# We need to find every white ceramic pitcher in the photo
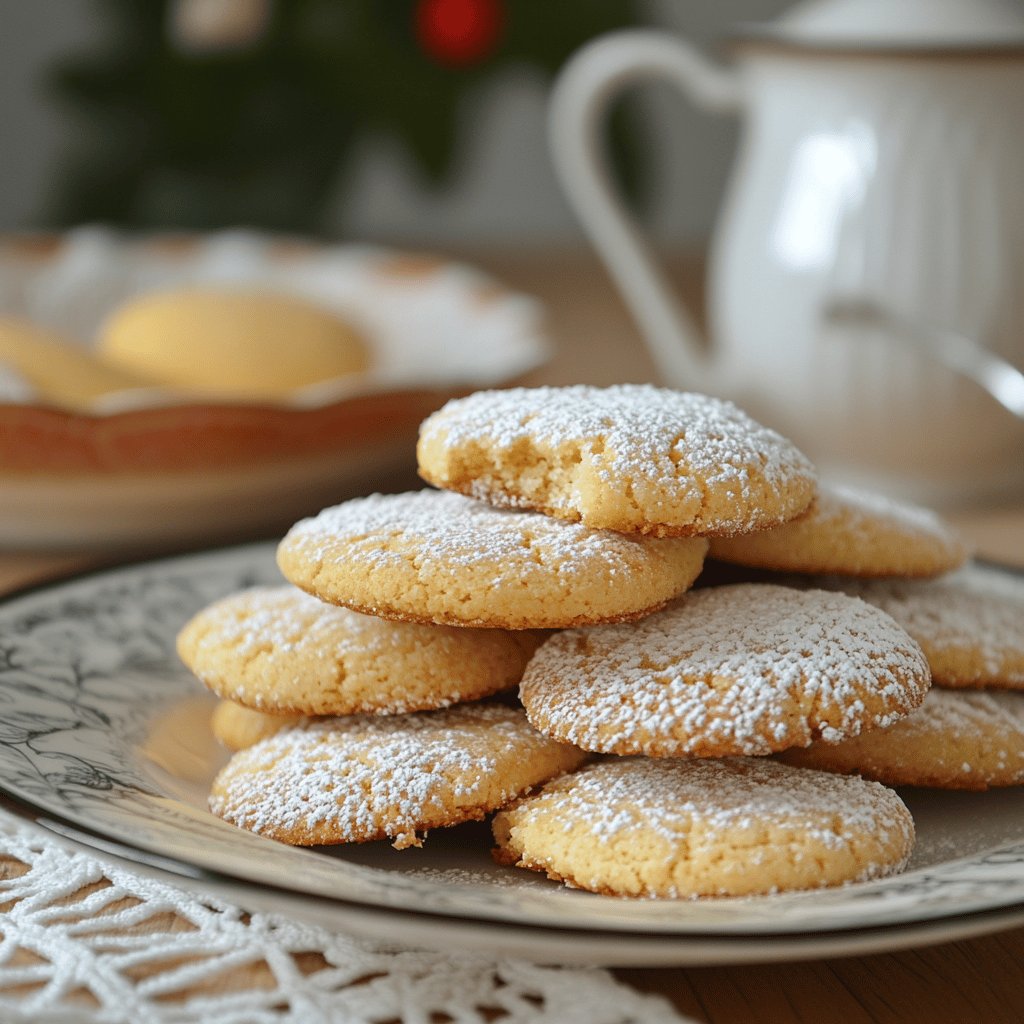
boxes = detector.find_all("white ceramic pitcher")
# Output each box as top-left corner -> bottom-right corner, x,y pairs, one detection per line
549,0 -> 1024,504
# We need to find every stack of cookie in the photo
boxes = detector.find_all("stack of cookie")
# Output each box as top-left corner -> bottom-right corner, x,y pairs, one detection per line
177,579 -> 589,851
178,384 -> 1023,901
702,483 -> 1024,791
416,386 -> 931,897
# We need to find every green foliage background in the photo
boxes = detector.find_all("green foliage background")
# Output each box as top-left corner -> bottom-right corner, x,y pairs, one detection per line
48,0 -> 641,233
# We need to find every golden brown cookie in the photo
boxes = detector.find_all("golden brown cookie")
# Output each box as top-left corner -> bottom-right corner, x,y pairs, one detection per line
178,585 -> 543,714
805,564 -> 1024,689
417,385 -> 817,537
492,757 -> 915,898
520,583 -> 930,757
99,288 -> 369,399
780,689 -> 1024,789
209,703 -> 588,849
211,700 -> 311,751
276,491 -> 708,629
708,483 -> 968,577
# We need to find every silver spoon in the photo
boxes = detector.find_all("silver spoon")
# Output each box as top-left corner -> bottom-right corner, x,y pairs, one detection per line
823,297 -> 1024,422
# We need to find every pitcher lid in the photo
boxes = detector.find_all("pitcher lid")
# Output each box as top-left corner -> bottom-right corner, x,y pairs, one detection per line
737,0 -> 1024,53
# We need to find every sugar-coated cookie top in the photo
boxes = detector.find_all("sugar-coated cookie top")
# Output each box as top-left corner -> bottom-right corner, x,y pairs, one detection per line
178,584 -> 538,714
285,489 -> 657,568
857,687 -> 1024,740
492,756 -> 915,897
417,385 -> 816,536
277,490 -> 708,628
522,757 -> 912,852
825,564 -> 1024,684
709,482 -> 968,577
210,703 -> 586,848
781,688 -> 1024,789
215,705 -> 512,834
520,583 -> 930,755
824,484 -> 962,540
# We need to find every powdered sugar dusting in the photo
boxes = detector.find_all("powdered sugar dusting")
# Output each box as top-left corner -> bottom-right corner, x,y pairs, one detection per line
521,583 -> 930,756
877,688 -> 1024,743
286,490 -> 670,571
708,482 -> 968,576
550,758 -> 909,849
184,588 -> 346,686
784,688 -> 1024,787
807,563 -> 1024,685
278,490 -> 706,628
215,587 -> 344,660
824,484 -> 964,546
419,385 -> 816,534
210,703 -> 582,848
180,584 -> 535,714
502,758 -> 914,896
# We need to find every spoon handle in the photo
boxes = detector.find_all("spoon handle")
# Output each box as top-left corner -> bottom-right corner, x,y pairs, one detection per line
823,297 -> 1024,422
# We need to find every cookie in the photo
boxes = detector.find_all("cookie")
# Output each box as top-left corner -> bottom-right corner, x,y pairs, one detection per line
178,585 -> 543,714
276,491 -> 708,629
99,288 -> 369,399
520,583 -> 930,757
209,703 -> 588,848
417,385 -> 816,537
806,564 -> 1024,689
708,483 -> 968,577
0,317 -> 149,409
492,757 -> 914,898
780,689 -> 1024,789
211,700 -> 310,751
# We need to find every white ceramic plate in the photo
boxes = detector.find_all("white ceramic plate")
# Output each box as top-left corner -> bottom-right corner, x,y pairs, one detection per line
0,545 -> 1022,967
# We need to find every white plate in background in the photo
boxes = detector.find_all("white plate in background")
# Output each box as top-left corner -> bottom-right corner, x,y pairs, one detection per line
0,230 -> 549,549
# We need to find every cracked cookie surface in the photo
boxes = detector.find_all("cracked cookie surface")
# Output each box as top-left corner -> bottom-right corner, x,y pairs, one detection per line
417,385 -> 816,537
520,583 -> 930,757
276,490 -> 708,628
797,564 -> 1024,689
178,585 -> 542,714
210,703 -> 588,848
492,757 -> 914,897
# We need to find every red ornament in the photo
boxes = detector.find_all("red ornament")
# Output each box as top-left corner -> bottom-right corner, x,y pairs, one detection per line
415,0 -> 504,67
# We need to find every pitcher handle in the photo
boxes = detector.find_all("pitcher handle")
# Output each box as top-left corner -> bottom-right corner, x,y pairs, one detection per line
549,30 -> 743,387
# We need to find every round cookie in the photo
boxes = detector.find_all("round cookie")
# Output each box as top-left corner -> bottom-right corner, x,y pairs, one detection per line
209,703 -> 588,849
211,700 -> 312,751
492,757 -> 915,898
780,689 -> 1024,790
178,585 -> 543,714
417,385 -> 817,537
0,317 -> 150,409
708,483 -> 968,578
276,490 -> 709,629
98,288 -> 369,399
807,564 -> 1024,689
520,583 -> 930,757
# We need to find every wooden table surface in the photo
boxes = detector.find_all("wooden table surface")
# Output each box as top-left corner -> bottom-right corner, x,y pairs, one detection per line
0,248 -> 1021,1023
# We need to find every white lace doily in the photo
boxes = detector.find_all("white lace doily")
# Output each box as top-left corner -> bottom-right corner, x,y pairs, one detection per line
0,819 -> 690,1024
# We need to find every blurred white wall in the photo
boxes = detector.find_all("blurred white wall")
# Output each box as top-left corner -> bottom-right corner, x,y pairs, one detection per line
0,0 -> 844,245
